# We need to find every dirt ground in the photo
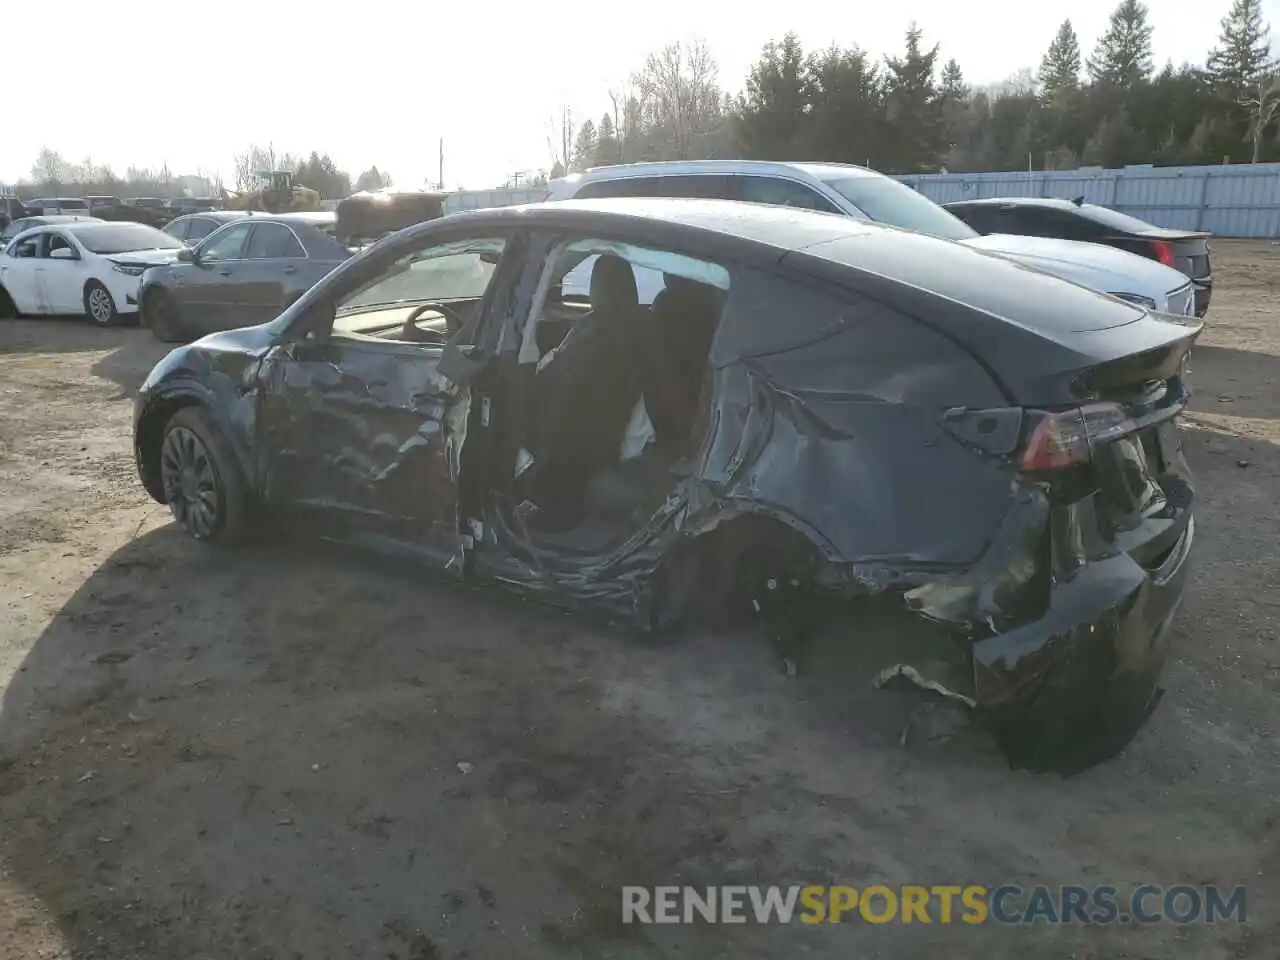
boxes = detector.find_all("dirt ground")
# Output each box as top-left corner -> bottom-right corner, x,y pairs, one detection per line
1,241 -> 1277,959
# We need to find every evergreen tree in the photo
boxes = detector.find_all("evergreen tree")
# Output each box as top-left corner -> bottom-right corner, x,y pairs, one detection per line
803,46 -> 886,165
939,58 -> 968,101
1206,0 -> 1275,103
1039,20 -> 1082,100
1086,0 -> 1155,88
572,119 -> 597,172
595,113 -> 620,165
354,165 -> 391,193
883,23 -> 944,171
735,33 -> 810,160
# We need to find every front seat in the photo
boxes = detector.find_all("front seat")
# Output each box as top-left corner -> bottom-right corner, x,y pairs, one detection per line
528,255 -> 646,524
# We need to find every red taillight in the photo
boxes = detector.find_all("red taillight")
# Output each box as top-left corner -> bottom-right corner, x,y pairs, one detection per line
1019,402 -> 1136,472
1149,240 -> 1175,266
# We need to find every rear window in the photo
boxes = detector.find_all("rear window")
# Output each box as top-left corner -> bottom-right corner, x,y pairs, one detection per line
822,176 -> 977,242
57,199 -> 89,211
1076,204 -> 1160,234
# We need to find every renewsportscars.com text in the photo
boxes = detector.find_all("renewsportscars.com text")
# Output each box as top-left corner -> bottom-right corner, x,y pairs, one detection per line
622,884 -> 1247,925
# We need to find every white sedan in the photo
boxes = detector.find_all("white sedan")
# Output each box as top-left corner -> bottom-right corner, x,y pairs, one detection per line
0,221 -> 185,325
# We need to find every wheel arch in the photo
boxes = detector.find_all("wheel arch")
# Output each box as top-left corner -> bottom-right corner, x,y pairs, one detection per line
83,275 -> 114,303
135,385 -> 240,503
647,508 -> 842,630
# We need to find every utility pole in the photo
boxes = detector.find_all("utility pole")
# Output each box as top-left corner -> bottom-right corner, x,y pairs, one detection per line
438,138 -> 444,191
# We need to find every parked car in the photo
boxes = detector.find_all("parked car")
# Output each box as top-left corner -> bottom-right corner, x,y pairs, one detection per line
0,221 -> 184,324
1,197 -> 26,229
545,162 -> 1198,317
139,212 -> 348,341
167,196 -> 221,216
943,197 -> 1212,316
132,198 -> 1199,772
24,197 -> 92,216
86,195 -> 125,215
162,210 -> 252,247
0,214 -> 102,247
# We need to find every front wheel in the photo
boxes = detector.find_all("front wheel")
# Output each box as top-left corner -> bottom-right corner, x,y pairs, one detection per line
84,281 -> 119,326
145,288 -> 183,342
0,285 -> 18,319
159,407 -> 249,545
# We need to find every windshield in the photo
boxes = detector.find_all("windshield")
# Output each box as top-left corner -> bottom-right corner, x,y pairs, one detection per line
822,176 -> 978,242
73,223 -> 184,254
337,237 -> 504,320
1077,203 -> 1160,234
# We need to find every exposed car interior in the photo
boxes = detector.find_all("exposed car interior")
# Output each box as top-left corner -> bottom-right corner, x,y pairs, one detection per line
493,239 -> 729,551
330,237 -> 506,345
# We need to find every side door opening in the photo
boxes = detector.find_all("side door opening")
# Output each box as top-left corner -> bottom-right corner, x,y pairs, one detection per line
483,235 -> 731,557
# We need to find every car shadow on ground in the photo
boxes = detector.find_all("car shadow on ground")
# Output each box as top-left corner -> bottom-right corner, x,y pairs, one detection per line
1,319 -> 169,401
0,520 -> 1268,959
87,333 -> 171,397
0,316 -> 138,353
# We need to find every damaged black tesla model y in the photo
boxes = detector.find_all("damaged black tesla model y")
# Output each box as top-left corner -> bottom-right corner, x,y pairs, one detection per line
133,198 -> 1199,773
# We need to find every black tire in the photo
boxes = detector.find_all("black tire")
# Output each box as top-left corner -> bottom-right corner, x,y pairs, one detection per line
83,280 -> 120,327
0,285 -> 18,319
145,288 -> 184,342
159,406 -> 249,546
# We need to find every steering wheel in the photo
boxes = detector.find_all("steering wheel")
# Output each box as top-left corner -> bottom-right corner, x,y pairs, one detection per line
401,301 -> 465,343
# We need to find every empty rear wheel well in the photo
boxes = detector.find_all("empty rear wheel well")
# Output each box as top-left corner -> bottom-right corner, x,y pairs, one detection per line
651,514 -> 828,629
136,395 -> 203,501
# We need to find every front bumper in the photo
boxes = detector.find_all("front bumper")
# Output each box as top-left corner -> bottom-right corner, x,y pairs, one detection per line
103,271 -> 143,314
971,513 -> 1194,773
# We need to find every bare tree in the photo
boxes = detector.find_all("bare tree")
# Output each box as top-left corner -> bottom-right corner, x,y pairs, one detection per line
631,38 -> 725,160
30,147 -> 69,185
546,103 -> 575,174
1240,74 -> 1280,162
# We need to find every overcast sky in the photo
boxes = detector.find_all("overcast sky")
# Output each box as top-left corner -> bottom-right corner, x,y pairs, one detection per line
3,0 -> 1275,191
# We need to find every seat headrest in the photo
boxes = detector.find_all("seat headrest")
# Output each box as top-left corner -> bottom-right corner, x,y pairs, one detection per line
589,255 -> 639,313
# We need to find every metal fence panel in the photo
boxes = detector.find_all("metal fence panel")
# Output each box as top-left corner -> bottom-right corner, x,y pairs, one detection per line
443,187 -> 546,214
899,162 -> 1280,237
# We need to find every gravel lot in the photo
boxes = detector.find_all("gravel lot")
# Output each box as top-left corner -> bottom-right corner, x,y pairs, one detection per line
1,240 -> 1277,959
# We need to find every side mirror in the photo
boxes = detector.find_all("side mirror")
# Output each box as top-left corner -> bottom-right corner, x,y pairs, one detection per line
49,247 -> 77,260
177,247 -> 196,263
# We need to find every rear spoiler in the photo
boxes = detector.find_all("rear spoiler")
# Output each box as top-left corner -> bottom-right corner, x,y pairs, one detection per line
1070,316 -> 1201,399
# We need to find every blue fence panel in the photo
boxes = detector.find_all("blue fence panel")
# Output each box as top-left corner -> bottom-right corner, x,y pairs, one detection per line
899,162 -> 1280,237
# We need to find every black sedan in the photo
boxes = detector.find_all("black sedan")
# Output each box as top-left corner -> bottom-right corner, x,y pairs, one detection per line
943,197 -> 1213,316
132,197 -> 1200,773
139,212 -> 349,341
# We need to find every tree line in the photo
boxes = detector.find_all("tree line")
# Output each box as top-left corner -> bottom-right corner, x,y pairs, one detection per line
8,144 -> 395,202
10,0 -> 1280,196
558,0 -> 1280,175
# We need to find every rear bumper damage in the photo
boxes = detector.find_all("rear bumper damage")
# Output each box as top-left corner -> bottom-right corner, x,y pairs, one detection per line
903,485 -> 1194,773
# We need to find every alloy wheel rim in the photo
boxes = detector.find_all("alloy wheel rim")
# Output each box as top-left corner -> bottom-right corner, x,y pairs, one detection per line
159,426 -> 219,538
89,288 -> 112,323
